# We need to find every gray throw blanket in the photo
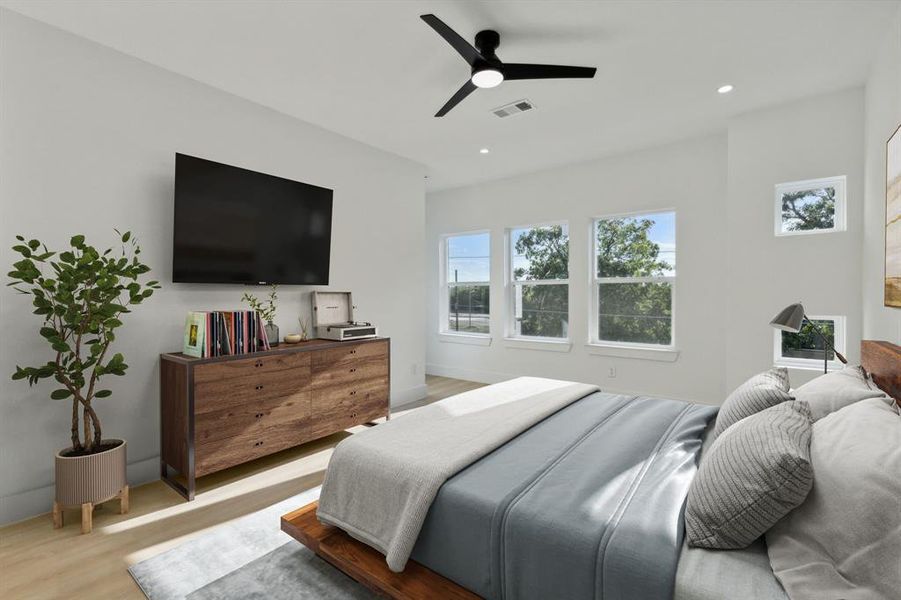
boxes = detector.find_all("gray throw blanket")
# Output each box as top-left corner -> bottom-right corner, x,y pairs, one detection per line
317,377 -> 599,572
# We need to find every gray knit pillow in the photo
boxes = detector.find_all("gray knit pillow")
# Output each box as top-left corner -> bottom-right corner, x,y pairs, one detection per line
713,367 -> 792,439
685,400 -> 813,549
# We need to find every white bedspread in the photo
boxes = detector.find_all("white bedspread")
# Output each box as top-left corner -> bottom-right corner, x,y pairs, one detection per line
316,376 -> 599,572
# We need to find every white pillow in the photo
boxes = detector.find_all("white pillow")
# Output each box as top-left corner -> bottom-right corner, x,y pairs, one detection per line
765,397 -> 901,600
792,365 -> 889,421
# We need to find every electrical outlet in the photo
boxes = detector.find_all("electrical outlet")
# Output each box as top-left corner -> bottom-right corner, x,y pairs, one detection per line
608,366 -> 616,378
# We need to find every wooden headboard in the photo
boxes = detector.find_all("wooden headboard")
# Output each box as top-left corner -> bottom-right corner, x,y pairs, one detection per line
860,340 -> 901,405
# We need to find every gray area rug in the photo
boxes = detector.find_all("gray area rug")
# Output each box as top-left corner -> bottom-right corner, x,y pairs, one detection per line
128,487 -> 373,599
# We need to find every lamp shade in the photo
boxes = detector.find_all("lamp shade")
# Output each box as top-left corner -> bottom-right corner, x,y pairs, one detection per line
769,303 -> 806,332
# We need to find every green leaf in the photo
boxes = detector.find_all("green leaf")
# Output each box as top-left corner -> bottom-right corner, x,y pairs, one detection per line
93,389 -> 112,398
121,231 -> 131,243
28,239 -> 40,251
50,389 -> 72,400
70,235 -> 85,247
51,341 -> 71,353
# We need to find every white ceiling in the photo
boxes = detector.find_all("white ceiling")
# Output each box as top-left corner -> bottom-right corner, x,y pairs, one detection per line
2,0 -> 898,190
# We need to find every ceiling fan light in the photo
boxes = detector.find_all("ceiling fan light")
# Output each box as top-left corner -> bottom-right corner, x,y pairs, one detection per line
471,68 -> 503,88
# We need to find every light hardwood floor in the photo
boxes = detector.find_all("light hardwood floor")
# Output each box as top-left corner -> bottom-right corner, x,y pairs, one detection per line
0,375 -> 483,600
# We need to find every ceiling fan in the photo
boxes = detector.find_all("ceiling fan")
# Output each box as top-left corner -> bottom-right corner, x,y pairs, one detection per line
420,14 -> 597,117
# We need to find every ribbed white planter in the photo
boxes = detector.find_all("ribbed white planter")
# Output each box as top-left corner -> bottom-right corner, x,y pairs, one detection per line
53,439 -> 128,533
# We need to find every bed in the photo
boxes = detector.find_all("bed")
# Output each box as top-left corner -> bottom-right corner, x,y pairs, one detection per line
281,340 -> 901,599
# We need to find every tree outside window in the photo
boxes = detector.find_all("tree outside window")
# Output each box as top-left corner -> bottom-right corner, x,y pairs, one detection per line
594,212 -> 675,346
510,225 -> 569,339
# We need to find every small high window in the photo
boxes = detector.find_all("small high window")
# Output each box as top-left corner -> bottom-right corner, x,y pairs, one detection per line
775,176 -> 846,236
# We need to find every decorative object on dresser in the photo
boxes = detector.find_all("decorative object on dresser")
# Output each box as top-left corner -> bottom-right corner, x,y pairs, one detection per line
312,291 -> 378,341
242,284 -> 280,345
159,337 -> 390,500
8,231 -> 159,533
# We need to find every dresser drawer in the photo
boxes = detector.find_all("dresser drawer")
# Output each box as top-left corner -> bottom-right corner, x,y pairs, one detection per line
194,367 -> 311,414
194,351 -> 311,384
195,413 -> 311,477
195,392 -> 311,446
312,340 -> 388,372
310,377 -> 389,439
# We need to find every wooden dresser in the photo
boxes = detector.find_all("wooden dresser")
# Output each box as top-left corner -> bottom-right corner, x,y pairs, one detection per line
159,337 -> 389,500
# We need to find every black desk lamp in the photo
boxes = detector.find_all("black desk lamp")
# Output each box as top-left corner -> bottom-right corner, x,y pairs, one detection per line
770,302 -> 848,374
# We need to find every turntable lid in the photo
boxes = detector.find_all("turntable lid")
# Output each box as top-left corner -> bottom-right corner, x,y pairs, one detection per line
311,291 -> 354,327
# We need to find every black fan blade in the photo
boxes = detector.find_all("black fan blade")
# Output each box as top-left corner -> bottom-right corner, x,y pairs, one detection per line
503,63 -> 597,81
435,80 -> 477,117
420,14 -> 483,66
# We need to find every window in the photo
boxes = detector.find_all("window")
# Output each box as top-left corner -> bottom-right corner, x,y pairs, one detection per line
592,211 -> 675,347
775,176 -> 846,236
774,315 -> 846,371
442,232 -> 490,335
508,224 -> 569,339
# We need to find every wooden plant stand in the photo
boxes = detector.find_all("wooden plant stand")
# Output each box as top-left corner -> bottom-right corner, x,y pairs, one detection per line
281,501 -> 477,600
52,485 -> 129,534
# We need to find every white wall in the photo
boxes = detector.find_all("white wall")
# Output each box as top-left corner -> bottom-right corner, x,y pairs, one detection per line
725,88 -> 865,389
427,135 -> 729,405
427,88 -> 869,403
863,6 -> 901,342
0,11 -> 426,524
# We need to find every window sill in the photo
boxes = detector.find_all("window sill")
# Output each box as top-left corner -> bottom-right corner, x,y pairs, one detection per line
585,343 -> 680,362
438,332 -> 492,346
774,359 -> 843,372
503,337 -> 572,352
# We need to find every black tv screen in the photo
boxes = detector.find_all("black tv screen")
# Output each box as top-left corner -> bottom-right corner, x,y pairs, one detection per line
173,153 -> 333,284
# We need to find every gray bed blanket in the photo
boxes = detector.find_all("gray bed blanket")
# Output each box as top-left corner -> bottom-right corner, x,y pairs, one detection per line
317,377 -> 599,572
411,392 -> 717,599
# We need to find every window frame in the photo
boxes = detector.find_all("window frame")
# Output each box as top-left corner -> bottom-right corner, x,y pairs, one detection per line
774,175 -> 847,237
505,221 -> 571,342
589,209 -> 677,350
439,230 -> 491,338
773,314 -> 846,372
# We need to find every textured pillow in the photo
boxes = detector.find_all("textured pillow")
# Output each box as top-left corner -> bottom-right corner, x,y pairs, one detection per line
766,397 -> 901,600
793,365 -> 890,421
713,367 -> 792,439
685,400 -> 813,549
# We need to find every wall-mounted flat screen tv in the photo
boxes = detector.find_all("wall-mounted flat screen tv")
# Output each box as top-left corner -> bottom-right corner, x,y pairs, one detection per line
173,153 -> 333,284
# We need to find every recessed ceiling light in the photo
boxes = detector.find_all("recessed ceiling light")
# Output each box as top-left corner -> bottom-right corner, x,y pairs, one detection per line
717,84 -> 734,94
479,148 -> 490,154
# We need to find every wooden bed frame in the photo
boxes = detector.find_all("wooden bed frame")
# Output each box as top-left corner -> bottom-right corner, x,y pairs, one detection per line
281,340 -> 901,600
860,340 -> 901,406
280,502 -> 477,599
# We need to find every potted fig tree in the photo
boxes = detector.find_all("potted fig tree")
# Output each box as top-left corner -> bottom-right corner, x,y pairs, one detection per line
8,231 -> 160,533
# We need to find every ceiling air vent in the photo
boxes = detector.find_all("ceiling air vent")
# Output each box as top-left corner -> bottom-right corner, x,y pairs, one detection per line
492,99 -> 535,118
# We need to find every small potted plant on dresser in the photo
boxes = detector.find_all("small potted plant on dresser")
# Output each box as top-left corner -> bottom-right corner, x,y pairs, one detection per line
7,231 -> 160,533
242,284 -> 279,345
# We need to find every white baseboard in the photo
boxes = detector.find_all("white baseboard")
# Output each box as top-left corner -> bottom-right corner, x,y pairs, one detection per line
425,363 -> 515,385
0,454 -> 160,526
391,383 -> 428,408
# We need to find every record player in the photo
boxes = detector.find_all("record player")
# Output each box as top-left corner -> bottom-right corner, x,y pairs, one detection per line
312,291 -> 378,341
